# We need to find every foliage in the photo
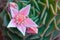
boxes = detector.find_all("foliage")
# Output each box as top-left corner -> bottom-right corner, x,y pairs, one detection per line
0,0 -> 60,40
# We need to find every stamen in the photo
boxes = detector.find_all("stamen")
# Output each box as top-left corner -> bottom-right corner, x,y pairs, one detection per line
14,14 -> 26,24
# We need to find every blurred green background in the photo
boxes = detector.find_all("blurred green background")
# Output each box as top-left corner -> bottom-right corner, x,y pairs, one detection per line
0,0 -> 60,40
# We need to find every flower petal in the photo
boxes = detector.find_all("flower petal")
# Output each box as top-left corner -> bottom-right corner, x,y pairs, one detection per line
19,4 -> 31,16
10,2 -> 18,10
26,27 -> 38,34
24,18 -> 38,27
7,19 -> 16,28
9,2 -> 18,18
17,24 -> 26,36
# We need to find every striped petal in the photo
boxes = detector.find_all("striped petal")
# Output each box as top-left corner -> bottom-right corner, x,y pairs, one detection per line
9,2 -> 18,18
24,18 -> 38,27
17,24 -> 26,36
19,4 -> 31,16
7,19 -> 16,28
10,2 -> 18,10
26,27 -> 38,34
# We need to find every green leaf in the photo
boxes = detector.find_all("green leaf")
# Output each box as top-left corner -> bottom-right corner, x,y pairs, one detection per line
45,20 -> 55,36
26,34 -> 40,40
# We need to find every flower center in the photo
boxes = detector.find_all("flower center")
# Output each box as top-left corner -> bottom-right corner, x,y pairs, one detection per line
14,14 -> 26,24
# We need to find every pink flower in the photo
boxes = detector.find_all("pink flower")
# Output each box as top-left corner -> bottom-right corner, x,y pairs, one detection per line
7,2 -> 38,36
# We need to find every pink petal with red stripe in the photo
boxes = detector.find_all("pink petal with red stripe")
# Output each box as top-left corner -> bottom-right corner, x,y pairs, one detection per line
9,2 -> 18,18
26,27 -> 38,34
24,18 -> 38,27
17,24 -> 26,36
7,19 -> 16,28
19,4 -> 30,16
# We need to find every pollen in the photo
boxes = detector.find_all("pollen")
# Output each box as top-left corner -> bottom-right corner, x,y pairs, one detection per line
15,14 -> 26,24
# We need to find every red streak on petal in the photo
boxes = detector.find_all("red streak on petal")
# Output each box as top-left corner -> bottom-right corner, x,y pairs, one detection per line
10,3 -> 17,9
14,14 -> 26,24
26,27 -> 37,34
